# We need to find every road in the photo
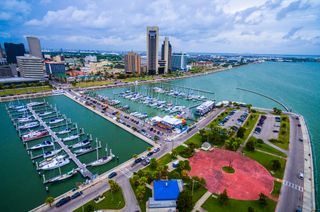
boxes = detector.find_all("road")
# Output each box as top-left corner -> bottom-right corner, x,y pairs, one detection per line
276,116 -> 304,212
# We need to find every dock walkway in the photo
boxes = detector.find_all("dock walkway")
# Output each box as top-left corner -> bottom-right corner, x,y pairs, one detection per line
27,105 -> 94,180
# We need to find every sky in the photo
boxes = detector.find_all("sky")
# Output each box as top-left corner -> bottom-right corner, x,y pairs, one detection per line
0,0 -> 319,55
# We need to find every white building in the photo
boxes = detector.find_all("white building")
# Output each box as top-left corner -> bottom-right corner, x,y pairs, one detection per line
17,55 -> 44,79
84,55 -> 97,63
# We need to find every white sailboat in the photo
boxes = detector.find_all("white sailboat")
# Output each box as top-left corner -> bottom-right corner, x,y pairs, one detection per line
38,156 -> 70,171
88,142 -> 115,167
43,167 -> 78,184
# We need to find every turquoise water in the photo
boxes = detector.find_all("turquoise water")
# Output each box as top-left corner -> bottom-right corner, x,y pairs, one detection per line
169,62 -> 320,207
0,95 -> 150,212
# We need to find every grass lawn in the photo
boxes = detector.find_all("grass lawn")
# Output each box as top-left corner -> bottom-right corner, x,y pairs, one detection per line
272,181 -> 282,197
277,115 -> 290,150
222,166 -> 235,174
242,113 -> 260,141
143,153 -> 173,172
242,149 -> 286,179
174,145 -> 188,154
73,189 -> 125,212
191,187 -> 208,205
256,142 -> 287,158
202,195 -> 276,212
74,81 -> 114,87
122,76 -> 154,82
185,133 -> 203,148
0,86 -> 52,96
130,181 -> 152,212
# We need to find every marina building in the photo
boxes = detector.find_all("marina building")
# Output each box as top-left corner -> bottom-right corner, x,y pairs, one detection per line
161,37 -> 172,74
17,55 -> 44,79
195,100 -> 215,116
4,43 -> 26,64
124,52 -> 141,74
146,26 -> 159,75
27,36 -> 43,59
172,53 -> 187,71
45,61 -> 66,75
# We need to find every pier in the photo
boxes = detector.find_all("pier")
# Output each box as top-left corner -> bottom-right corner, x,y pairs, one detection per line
162,82 -> 215,96
236,87 -> 290,112
27,105 -> 94,180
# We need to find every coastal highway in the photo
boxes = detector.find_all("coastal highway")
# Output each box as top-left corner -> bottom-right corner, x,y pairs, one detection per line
276,116 -> 304,212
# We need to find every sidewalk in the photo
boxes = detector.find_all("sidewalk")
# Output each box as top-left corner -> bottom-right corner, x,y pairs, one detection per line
192,191 -> 211,212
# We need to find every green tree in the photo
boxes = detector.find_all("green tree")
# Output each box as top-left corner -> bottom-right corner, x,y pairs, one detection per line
271,160 -> 281,171
0,83 -> 4,90
248,206 -> 255,212
132,154 -> 138,159
217,189 -> 229,205
45,196 -> 54,207
149,158 -> 158,170
85,204 -> 95,212
245,138 -> 256,151
108,180 -> 120,193
131,174 -> 140,186
176,190 -> 193,211
258,193 -> 267,207
237,127 -> 246,138
136,185 -> 146,202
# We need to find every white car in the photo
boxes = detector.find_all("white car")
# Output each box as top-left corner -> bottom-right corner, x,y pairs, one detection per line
298,171 -> 304,180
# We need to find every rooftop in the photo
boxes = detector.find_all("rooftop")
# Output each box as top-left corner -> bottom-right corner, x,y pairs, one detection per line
153,180 -> 183,201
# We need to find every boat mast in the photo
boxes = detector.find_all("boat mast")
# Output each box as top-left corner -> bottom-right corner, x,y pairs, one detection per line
95,138 -> 99,160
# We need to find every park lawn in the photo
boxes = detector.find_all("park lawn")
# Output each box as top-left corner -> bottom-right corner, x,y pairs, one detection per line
0,86 -> 52,96
73,189 -> 125,212
242,149 -> 286,179
272,181 -> 282,197
174,145 -> 188,155
185,133 -> 203,148
276,115 -> 290,150
75,81 -> 114,87
191,187 -> 208,205
242,112 -> 260,141
255,142 -> 287,158
122,76 -> 154,82
202,195 -> 276,212
143,153 -> 173,172
130,181 -> 152,212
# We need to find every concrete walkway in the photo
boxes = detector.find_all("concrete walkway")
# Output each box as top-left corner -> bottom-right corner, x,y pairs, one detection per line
118,177 -> 140,212
192,191 -> 211,212
256,149 -> 287,160
262,139 -> 288,155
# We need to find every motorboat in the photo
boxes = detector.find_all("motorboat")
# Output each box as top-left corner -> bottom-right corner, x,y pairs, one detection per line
22,130 -> 49,142
18,122 -> 40,130
29,140 -> 54,150
74,146 -> 92,155
49,118 -> 64,124
57,128 -> 72,135
39,111 -> 53,117
71,139 -> 91,149
18,116 -> 33,123
63,134 -> 79,142
38,156 -> 70,171
43,149 -> 62,159
17,108 -> 28,112
27,102 -> 45,107
44,168 -> 78,184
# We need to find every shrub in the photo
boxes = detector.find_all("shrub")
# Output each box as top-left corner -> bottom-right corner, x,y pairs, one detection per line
218,189 -> 229,205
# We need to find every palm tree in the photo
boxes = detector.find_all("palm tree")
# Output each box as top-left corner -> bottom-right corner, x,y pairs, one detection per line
45,196 -> 55,207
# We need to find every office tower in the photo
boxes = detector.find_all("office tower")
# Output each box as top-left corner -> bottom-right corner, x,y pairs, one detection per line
124,52 -> 141,74
45,61 -> 66,75
4,43 -> 26,64
17,55 -> 44,78
172,53 -> 187,71
161,37 -> 172,73
146,26 -> 159,75
27,36 -> 43,58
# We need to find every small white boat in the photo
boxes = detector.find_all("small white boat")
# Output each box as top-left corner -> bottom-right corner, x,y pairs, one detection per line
39,111 -> 53,117
43,149 -> 62,158
18,122 -> 39,130
72,139 -> 90,149
38,157 -> 70,171
17,108 -> 28,112
30,140 -> 54,150
44,168 -> 78,184
27,102 -> 45,107
49,118 -> 64,124
74,146 -> 92,155
63,134 -> 79,142
18,117 -> 33,123
57,128 -> 72,135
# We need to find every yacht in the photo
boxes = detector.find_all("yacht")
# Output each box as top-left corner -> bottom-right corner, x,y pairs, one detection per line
38,156 -> 70,171
17,108 -> 28,112
43,149 -> 62,159
22,130 -> 49,142
63,134 -> 79,142
49,118 -> 64,124
27,102 -> 45,107
74,146 -> 92,155
57,128 -> 72,135
72,139 -> 91,149
88,148 -> 115,167
39,111 -> 53,117
29,140 -> 54,150
18,117 -> 33,123
18,122 -> 39,130
44,169 -> 78,184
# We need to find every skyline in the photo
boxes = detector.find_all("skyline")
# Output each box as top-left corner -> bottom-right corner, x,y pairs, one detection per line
1,0 -> 320,55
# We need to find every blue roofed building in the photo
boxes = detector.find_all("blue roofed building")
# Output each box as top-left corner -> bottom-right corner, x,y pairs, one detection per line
147,179 -> 183,212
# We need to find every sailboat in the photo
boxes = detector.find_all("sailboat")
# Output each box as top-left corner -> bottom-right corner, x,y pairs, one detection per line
88,143 -> 115,167
43,167 -> 78,184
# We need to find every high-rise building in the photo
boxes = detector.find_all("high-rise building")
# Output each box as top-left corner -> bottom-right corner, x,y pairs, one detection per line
45,61 -> 66,75
172,53 -> 187,71
161,37 -> 172,74
4,43 -> 26,64
146,26 -> 159,75
17,55 -> 44,79
124,52 -> 141,74
0,44 -> 4,58
27,36 -> 43,58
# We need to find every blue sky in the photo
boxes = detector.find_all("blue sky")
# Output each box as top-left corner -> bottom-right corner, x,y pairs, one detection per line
0,0 -> 319,55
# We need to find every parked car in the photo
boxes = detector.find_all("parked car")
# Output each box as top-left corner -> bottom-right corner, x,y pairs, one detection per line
134,158 -> 142,163
108,172 -> 117,179
153,147 -> 160,153
71,191 -> 83,200
147,151 -> 153,157
55,196 -> 71,207
298,171 -> 304,180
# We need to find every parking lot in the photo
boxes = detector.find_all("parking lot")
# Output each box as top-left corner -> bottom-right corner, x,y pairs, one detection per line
219,109 -> 249,129
253,114 -> 279,141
